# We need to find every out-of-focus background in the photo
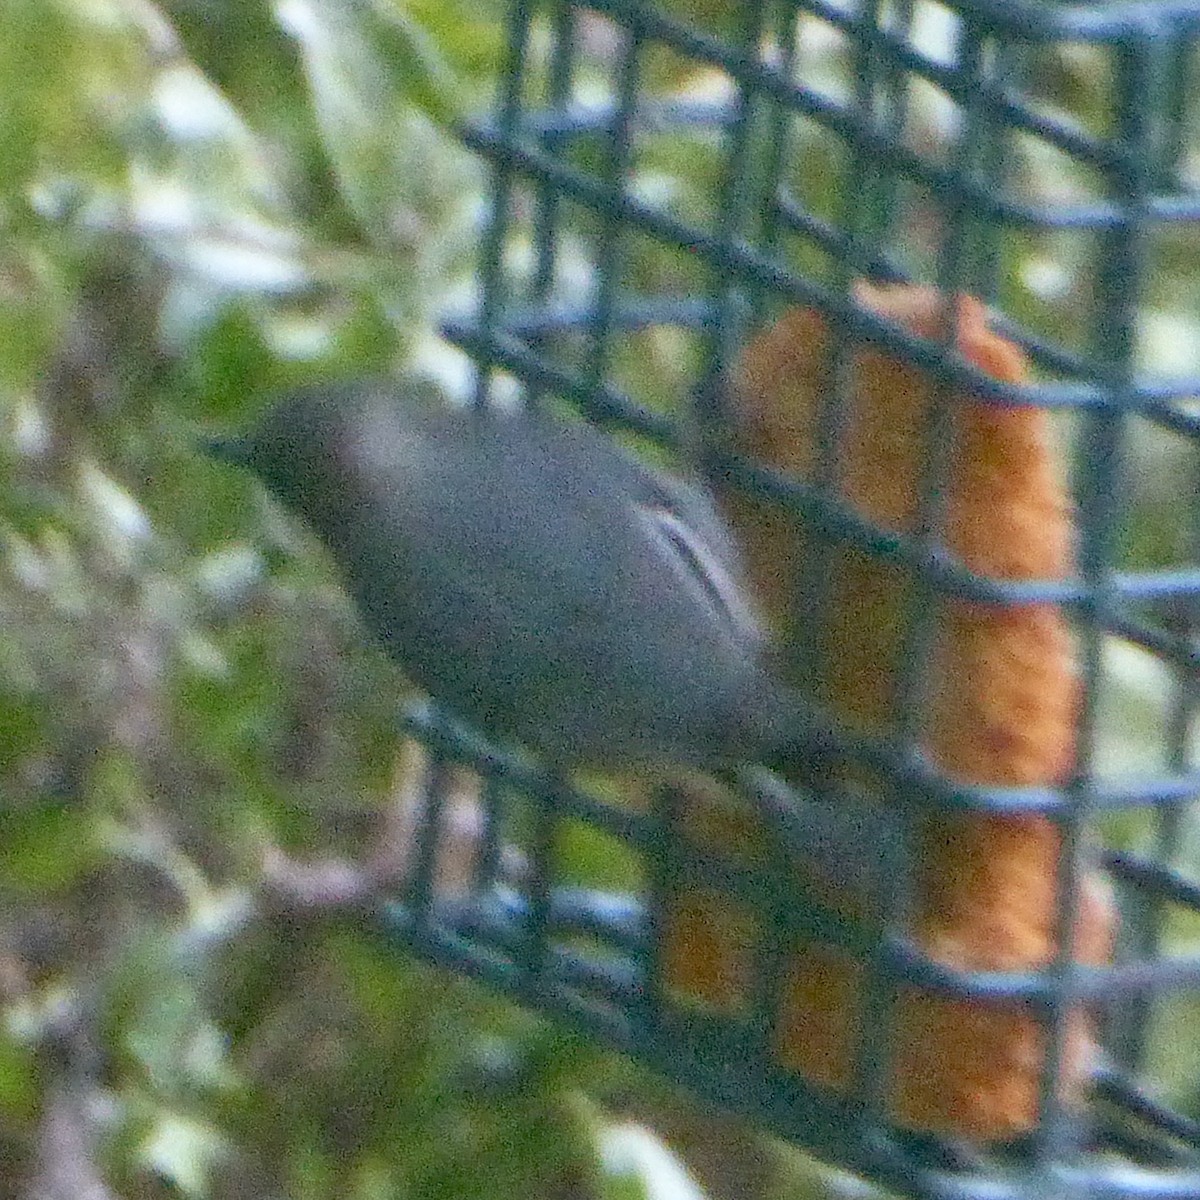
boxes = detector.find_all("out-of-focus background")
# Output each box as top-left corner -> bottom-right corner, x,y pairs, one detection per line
1,2 -> 1197,1198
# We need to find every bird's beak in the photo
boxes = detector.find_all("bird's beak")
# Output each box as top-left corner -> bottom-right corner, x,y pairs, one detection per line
200,435 -> 253,467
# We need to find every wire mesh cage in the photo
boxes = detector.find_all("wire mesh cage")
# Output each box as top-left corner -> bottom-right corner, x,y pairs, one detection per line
376,2 -> 1200,1196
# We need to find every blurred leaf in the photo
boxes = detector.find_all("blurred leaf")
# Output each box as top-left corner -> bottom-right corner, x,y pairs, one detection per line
139,1110 -> 230,1198
279,0 -> 460,243
555,820 -> 643,891
0,801 -> 97,892
0,266 -> 58,391
0,0 -> 128,209
179,302 -> 288,421
404,0 -> 505,78
364,0 -> 465,131
0,1034 -> 37,1119
0,692 -> 49,776
163,0 -> 309,123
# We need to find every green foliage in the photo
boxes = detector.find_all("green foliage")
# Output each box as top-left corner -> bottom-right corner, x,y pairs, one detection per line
0,2 -> 763,1197
0,799 -> 99,893
0,2 -> 611,1196
0,1033 -> 38,1121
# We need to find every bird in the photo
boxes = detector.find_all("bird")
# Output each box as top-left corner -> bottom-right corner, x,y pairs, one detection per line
205,376 -> 805,774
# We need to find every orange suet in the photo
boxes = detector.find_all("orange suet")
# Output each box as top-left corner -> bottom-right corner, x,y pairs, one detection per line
663,283 -> 1115,1139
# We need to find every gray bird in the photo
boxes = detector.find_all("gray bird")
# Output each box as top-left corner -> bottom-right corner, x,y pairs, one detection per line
206,378 -> 802,772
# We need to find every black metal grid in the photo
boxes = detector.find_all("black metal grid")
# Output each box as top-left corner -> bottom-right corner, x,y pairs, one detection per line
377,2 -> 1200,1196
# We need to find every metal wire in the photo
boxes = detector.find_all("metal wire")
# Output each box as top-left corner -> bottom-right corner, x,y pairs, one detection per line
378,2 -> 1200,1196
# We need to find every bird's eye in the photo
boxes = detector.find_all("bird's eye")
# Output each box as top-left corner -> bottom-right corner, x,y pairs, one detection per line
637,505 -> 761,646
